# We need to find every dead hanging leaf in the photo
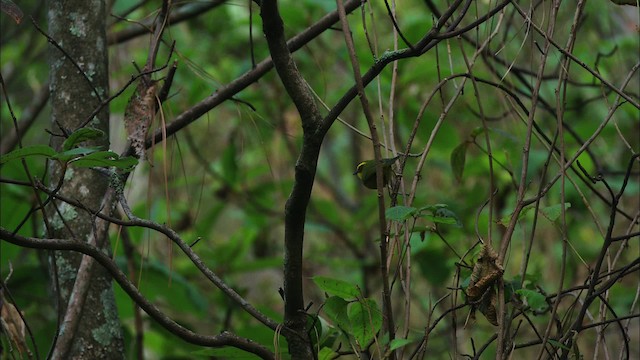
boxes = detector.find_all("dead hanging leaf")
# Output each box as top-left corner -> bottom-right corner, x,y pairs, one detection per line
1,295 -> 32,357
124,79 -> 157,160
1,0 -> 23,24
465,244 -> 504,326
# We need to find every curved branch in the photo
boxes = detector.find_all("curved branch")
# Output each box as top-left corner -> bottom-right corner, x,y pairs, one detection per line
107,1 -> 226,45
26,181 -> 281,333
259,0 -> 326,358
142,0 -> 363,153
318,0 -> 514,137
0,228 -> 276,360
510,2 -> 640,109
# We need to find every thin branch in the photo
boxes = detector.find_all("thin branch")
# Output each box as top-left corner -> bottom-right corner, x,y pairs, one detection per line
27,179 -> 282,333
0,228 -> 276,360
259,0 -> 325,357
107,1 -> 226,45
336,1 -> 396,356
143,0 -> 364,153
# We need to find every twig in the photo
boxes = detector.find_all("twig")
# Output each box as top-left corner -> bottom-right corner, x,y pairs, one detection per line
336,1 -> 396,357
0,228 -> 276,360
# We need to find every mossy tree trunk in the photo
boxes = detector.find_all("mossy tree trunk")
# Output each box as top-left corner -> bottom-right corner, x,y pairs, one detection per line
46,0 -> 124,358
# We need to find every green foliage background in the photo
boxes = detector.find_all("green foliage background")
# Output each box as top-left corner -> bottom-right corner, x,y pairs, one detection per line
1,0 -> 638,358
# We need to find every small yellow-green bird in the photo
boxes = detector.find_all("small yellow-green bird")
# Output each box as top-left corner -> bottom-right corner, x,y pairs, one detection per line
353,156 -> 399,189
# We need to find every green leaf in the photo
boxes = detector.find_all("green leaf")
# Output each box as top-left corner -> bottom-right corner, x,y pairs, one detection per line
307,313 -> 323,348
348,298 -> 382,347
504,278 -> 523,300
516,289 -> 548,312
55,146 -> 101,162
0,145 -> 57,164
540,202 -> 571,222
432,207 -> 463,227
313,316 -> 339,349
62,128 -> 105,151
313,276 -> 360,300
416,203 -> 448,214
422,215 -> 459,226
323,296 -> 350,331
69,151 -> 138,171
318,347 -> 337,360
386,206 -> 417,221
390,338 -> 417,351
450,142 -> 469,183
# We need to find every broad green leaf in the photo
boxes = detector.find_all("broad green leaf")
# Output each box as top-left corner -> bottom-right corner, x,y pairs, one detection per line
307,314 -> 323,348
319,347 -> 337,360
348,298 -> 382,347
313,276 -> 360,300
516,289 -> 548,312
422,215 -> 459,225
323,296 -> 350,331
386,206 -> 417,221
69,151 -> 138,171
62,128 -> 105,151
390,338 -> 417,351
409,225 -> 436,234
55,146 -> 101,162
432,207 -> 462,227
540,203 -> 571,222
313,316 -> 339,349
450,142 -> 468,183
504,278 -> 523,300
0,145 -> 56,164
416,204 -> 449,214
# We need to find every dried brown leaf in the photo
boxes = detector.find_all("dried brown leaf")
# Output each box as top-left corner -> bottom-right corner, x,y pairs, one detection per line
1,298 -> 31,357
124,80 -> 157,160
466,244 -> 504,326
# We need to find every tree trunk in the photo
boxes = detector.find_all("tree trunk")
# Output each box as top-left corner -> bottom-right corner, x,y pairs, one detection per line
46,0 -> 124,358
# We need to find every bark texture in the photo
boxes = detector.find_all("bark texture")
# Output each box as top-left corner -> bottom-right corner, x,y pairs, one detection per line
47,0 -> 124,358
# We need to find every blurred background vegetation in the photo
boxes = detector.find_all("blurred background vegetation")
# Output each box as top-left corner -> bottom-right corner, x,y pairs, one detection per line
1,0 -> 638,358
